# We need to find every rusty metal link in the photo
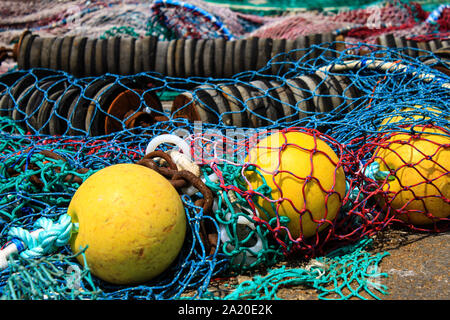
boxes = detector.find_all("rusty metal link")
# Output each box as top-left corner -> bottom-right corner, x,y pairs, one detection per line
6,150 -> 89,188
7,146 -> 219,255
137,151 -> 214,215
137,149 -> 218,255
140,150 -> 178,170
137,150 -> 188,188
172,170 -> 214,215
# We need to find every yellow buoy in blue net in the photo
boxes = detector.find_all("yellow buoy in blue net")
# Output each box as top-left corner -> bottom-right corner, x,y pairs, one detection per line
68,163 -> 186,285
244,131 -> 346,239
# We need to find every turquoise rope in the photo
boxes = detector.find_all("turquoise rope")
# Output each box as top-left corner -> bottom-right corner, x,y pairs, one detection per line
364,161 -> 392,181
7,214 -> 76,259
220,237 -> 390,300
346,161 -> 392,203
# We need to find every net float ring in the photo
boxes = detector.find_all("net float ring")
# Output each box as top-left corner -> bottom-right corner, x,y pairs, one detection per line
13,30 -> 32,69
143,137 -> 213,209
218,199 -> 263,266
146,133 -> 192,160
104,88 -> 166,135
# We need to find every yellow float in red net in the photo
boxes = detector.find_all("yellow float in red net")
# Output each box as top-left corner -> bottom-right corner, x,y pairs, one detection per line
244,130 -> 346,240
373,125 -> 450,225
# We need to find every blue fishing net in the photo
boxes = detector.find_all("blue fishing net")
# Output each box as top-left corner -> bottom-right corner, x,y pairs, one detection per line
0,39 -> 448,300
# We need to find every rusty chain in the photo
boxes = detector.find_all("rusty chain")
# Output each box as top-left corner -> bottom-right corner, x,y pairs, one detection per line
137,150 -> 217,255
6,147 -> 217,254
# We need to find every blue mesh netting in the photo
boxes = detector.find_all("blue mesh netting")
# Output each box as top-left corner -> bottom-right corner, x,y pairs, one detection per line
0,37 -> 449,300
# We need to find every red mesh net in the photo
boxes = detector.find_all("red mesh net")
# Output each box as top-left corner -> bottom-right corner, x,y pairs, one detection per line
330,1 -> 425,26
242,128 -> 347,256
189,127 -> 403,258
437,7 -> 450,32
361,124 -> 450,233
189,125 -> 449,259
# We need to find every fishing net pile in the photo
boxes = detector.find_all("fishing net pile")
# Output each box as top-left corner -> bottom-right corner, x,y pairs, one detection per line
1,1 -> 449,51
0,0 -> 448,301
249,0 -> 450,44
0,0 -> 270,47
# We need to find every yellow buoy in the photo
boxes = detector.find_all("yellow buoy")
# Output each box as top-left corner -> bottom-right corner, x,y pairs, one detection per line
68,163 -> 186,285
374,126 -> 450,225
244,131 -> 346,239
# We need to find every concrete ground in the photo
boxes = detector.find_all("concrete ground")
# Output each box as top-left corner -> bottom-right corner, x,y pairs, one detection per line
204,228 -> 449,300
372,230 -> 449,300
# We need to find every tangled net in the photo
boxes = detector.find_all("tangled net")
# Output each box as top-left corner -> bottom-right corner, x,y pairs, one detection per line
1,38 -> 448,299
0,0 -> 449,302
